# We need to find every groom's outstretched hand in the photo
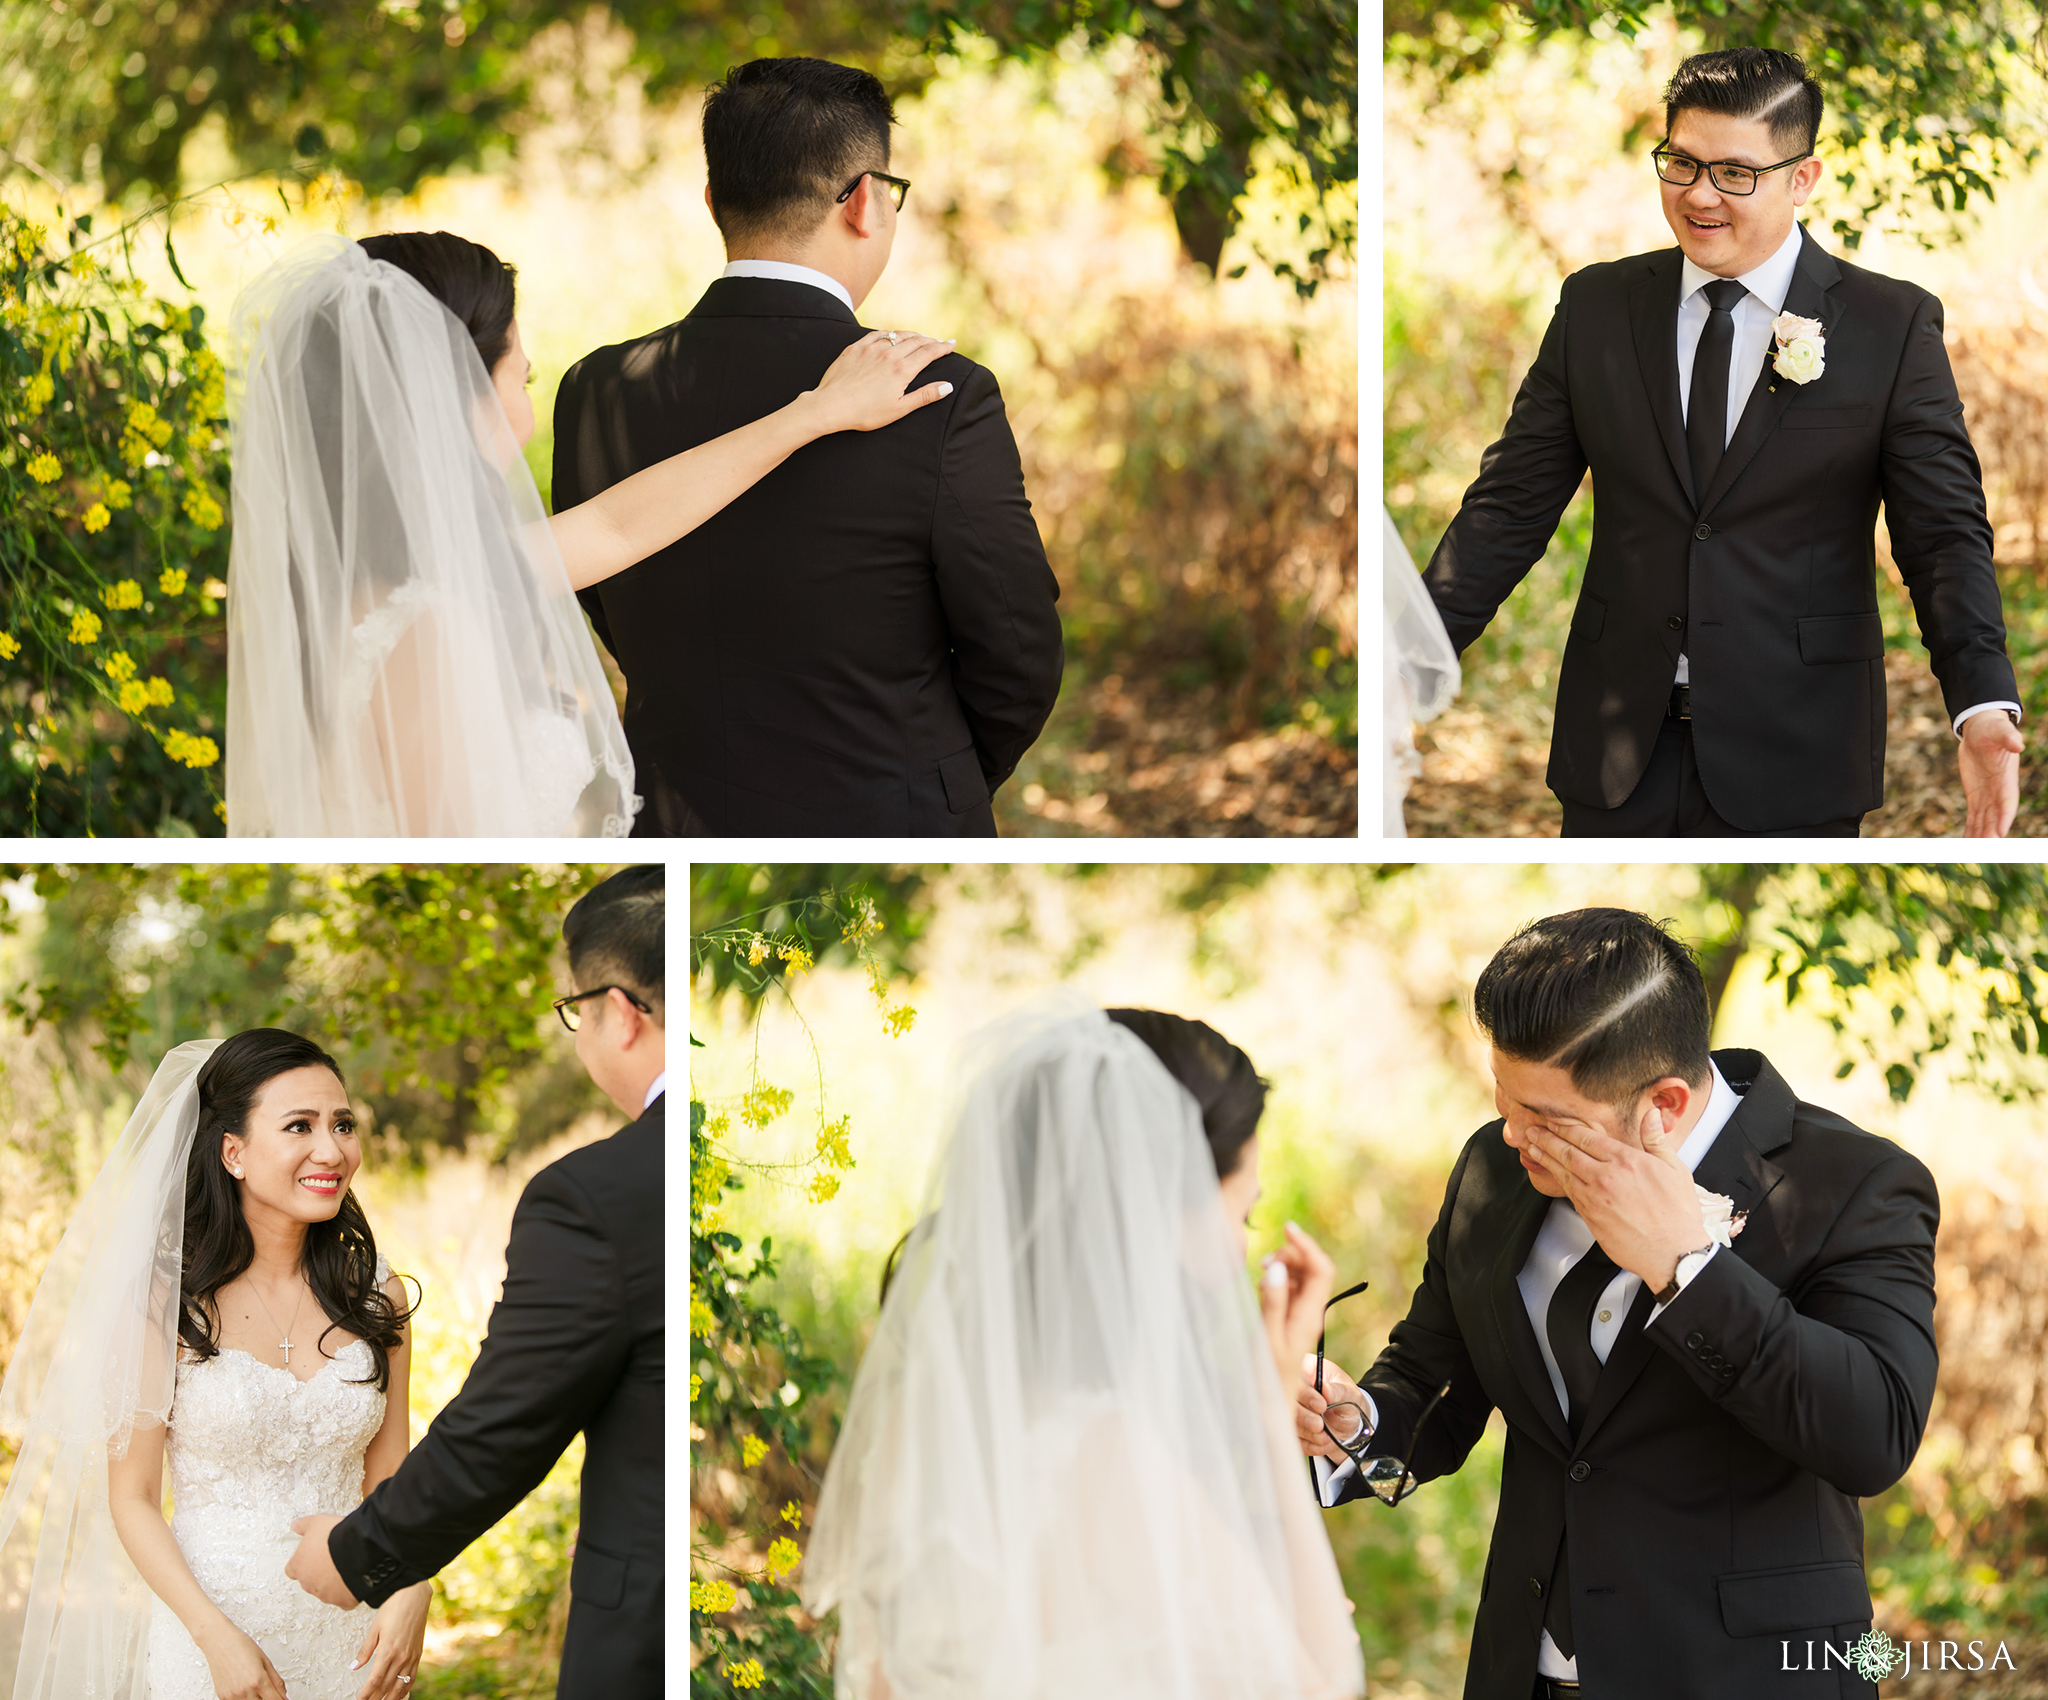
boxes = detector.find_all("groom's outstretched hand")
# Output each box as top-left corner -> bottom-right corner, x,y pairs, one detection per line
1960,711 -> 2023,838
1523,1103 -> 1703,1291
286,1513 -> 360,1609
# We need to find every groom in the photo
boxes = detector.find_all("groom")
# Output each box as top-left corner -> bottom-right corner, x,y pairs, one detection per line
284,865 -> 664,1698
553,55 -> 1065,837
1298,908 -> 1939,1698
1425,47 -> 2023,836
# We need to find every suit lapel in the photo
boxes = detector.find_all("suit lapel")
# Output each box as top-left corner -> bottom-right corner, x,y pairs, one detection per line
1628,251 -> 1695,506
1486,1177 -> 1573,1454
1696,227 -> 1846,518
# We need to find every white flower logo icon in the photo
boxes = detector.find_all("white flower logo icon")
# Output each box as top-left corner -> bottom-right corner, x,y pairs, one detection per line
1850,1628 -> 1905,1682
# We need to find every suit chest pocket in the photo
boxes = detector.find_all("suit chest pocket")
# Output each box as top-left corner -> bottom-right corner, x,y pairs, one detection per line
1781,405 -> 1872,431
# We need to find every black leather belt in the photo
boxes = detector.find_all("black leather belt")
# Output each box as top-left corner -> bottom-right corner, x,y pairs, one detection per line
1667,684 -> 1691,720
1534,1681 -> 1582,1699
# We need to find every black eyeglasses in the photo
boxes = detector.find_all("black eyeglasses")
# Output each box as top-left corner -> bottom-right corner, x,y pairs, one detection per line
1653,145 -> 1809,197
551,986 -> 653,1032
836,170 -> 911,212
1315,1277 -> 1451,1505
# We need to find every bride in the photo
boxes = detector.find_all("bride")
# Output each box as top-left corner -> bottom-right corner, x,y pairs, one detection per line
0,1030 -> 427,1700
224,231 -> 955,837
801,1000 -> 1365,1699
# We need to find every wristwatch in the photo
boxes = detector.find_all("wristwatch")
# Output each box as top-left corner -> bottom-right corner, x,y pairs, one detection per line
1652,1245 -> 1714,1307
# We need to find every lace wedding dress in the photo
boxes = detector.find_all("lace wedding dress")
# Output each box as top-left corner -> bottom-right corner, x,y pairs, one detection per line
144,1257 -> 389,1700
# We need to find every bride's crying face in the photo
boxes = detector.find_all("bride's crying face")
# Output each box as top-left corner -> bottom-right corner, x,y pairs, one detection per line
222,1065 -> 361,1225
491,319 -> 537,449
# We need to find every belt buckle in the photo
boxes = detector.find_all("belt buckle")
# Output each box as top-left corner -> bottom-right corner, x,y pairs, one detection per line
1669,684 -> 1692,721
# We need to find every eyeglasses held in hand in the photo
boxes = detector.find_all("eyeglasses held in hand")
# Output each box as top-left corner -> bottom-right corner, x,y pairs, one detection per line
837,170 -> 912,212
1652,145 -> 1808,197
1315,1276 -> 1450,1506
552,985 -> 653,1032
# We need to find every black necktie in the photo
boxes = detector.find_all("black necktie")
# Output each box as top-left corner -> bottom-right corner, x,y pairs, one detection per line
1541,1239 -> 1620,1661
1686,276 -> 1747,500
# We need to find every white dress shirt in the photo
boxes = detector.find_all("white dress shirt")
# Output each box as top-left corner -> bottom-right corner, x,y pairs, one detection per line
721,258 -> 853,312
643,1069 -> 667,1112
1314,1063 -> 1742,1680
1672,223 -> 2017,732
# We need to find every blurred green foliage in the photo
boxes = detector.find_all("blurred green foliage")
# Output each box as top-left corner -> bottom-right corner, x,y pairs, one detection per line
0,861 -> 615,1157
1385,0 -> 2045,246
690,865 -> 931,1007
1,0 -> 1353,282
0,198 -> 231,835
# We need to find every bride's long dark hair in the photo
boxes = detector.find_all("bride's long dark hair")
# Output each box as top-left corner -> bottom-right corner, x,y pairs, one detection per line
180,1029 -> 413,1390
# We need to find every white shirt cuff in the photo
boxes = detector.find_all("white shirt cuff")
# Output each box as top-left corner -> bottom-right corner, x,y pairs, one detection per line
1953,701 -> 2021,736
1312,1389 -> 1380,1507
1646,1240 -> 1717,1327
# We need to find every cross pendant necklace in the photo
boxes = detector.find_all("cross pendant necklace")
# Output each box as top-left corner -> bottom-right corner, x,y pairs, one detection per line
249,1278 -> 307,1369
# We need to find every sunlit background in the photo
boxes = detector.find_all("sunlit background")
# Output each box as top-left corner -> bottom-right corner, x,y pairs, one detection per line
693,864 -> 2048,1698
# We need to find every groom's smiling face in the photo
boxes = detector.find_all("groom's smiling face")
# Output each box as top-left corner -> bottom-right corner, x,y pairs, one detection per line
1660,109 -> 1823,278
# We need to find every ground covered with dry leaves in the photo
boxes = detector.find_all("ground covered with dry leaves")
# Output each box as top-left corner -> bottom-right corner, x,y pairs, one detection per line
996,668 -> 1358,837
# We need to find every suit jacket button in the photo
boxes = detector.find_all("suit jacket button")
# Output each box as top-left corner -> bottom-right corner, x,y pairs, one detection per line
1683,1330 -> 1704,1349
1530,1577 -> 1545,1598
1667,614 -> 1684,630
1570,1460 -> 1592,1482
1694,522 -> 1711,539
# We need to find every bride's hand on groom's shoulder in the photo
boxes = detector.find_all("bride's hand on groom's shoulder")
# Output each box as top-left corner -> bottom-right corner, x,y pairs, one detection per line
1259,1221 -> 1336,1392
805,329 -> 959,434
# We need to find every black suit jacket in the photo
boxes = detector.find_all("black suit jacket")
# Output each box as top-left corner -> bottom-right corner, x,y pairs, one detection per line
1339,1053 -> 1938,1700
1424,228 -> 2016,828
330,1095 -> 664,1700
553,277 -> 1064,837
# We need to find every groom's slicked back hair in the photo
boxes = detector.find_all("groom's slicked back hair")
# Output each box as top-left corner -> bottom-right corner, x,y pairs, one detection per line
1473,909 -> 1712,1105
702,57 -> 895,248
1665,47 -> 1824,157
565,864 -> 664,1023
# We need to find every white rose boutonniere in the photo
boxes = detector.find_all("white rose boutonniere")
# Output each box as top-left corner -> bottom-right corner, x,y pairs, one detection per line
1770,310 -> 1826,385
1696,1185 -> 1750,1248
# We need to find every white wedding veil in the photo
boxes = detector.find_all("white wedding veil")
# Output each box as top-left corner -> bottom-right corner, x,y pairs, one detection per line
223,236 -> 636,837
0,1039 -> 219,1700
802,999 -> 1364,1700
1383,506 -> 1460,837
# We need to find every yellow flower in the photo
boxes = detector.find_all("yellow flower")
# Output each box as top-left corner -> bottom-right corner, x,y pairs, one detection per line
181,486 -> 223,530
102,651 -> 137,682
815,1115 -> 854,1170
704,1111 -> 731,1137
26,451 -> 60,484
740,1436 -> 768,1468
67,609 -> 101,644
778,940 -> 814,973
746,936 -> 767,967
102,578 -> 143,610
160,567 -> 188,596
22,372 -> 53,413
81,501 -> 110,533
117,680 -> 151,714
70,251 -> 99,279
143,676 -> 174,706
120,400 -> 173,466
738,1081 -> 793,1130
689,1296 -> 716,1339
765,1537 -> 802,1581
884,1004 -> 917,1038
104,479 -> 133,510
725,1659 -> 765,1691
15,222 -> 46,261
780,1501 -> 802,1528
0,633 -> 18,660
163,729 -> 219,768
690,1371 -> 703,1403
184,348 -> 226,420
806,1172 -> 841,1204
689,1579 -> 739,1614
